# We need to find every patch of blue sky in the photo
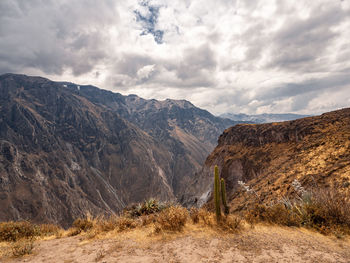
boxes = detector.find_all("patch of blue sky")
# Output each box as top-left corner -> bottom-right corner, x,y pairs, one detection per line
134,1 -> 164,44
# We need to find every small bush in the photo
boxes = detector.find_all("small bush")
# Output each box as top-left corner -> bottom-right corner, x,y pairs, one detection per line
0,221 -> 39,242
155,206 -> 188,232
11,239 -> 34,257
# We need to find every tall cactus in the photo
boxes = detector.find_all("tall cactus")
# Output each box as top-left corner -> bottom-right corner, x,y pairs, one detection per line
214,165 -> 221,222
221,178 -> 229,215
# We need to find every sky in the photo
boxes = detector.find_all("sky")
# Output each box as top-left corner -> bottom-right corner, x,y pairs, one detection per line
1,0 -> 350,115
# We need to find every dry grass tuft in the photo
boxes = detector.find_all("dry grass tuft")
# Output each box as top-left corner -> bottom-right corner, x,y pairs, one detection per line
67,228 -> 83,237
95,216 -> 118,232
155,206 -> 188,232
198,208 -> 215,226
219,215 -> 243,233
116,217 -> 137,232
72,217 -> 94,232
189,207 -> 200,224
139,214 -> 157,227
38,224 -> 61,237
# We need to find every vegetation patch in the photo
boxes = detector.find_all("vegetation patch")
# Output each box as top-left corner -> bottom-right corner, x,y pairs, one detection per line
155,206 -> 188,232
219,215 -> 242,233
0,221 -> 39,242
123,198 -> 169,217
11,238 -> 35,257
242,179 -> 350,236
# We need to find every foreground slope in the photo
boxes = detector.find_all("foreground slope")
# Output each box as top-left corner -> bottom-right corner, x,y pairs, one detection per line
0,73 -> 235,226
187,107 -> 350,208
1,225 -> 349,262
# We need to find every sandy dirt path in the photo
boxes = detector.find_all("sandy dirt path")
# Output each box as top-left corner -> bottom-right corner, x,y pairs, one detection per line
1,225 -> 350,263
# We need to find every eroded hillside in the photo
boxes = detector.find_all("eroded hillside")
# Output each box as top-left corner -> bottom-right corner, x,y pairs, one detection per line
187,108 -> 350,210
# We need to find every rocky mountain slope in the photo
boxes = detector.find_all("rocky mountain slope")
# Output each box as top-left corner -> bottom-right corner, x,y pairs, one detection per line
0,73 -> 236,227
187,108 -> 350,209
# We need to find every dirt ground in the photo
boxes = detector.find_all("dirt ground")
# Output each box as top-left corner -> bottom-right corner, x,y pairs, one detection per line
1,225 -> 350,263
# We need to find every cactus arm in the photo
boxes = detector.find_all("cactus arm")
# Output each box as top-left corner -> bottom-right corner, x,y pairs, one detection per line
214,165 -> 221,222
221,178 -> 229,215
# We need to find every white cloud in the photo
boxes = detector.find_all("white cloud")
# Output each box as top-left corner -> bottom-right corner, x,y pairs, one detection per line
1,0 -> 350,115
137,64 -> 156,80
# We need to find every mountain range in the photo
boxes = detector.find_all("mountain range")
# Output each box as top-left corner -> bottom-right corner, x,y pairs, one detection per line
0,73 -> 237,226
220,113 -> 310,123
2,73 -> 348,228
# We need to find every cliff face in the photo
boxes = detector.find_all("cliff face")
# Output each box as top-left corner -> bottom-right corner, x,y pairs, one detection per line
187,108 -> 350,209
0,73 -> 236,227
73,86 -> 234,197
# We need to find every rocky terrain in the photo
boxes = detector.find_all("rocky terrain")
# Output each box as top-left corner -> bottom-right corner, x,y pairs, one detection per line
0,73 -> 236,227
188,107 -> 350,208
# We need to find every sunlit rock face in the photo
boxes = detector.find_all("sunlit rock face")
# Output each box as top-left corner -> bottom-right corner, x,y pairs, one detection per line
186,108 -> 350,211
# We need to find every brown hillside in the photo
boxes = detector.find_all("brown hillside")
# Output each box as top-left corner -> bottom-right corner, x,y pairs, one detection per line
187,107 -> 350,210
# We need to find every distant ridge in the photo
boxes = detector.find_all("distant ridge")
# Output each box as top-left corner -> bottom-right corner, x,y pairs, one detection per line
220,112 -> 311,123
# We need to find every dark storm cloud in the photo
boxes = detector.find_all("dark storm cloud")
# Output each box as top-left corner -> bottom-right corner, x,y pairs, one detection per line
0,0 -> 116,75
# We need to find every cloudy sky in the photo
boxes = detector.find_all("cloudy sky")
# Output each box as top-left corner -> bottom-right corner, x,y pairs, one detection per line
1,0 -> 350,115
